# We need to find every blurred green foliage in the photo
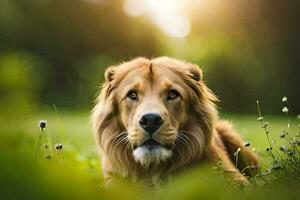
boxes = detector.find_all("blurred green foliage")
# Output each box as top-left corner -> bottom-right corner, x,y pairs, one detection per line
1,1 -> 299,198
0,112 -> 299,199
0,52 -> 43,115
0,0 -> 299,113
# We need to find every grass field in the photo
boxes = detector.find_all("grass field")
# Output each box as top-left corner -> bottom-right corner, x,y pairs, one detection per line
0,111 -> 299,199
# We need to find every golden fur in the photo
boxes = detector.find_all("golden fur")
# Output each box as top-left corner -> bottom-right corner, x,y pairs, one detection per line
92,57 -> 258,187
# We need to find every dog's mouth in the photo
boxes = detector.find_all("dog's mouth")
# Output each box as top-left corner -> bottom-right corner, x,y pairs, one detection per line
141,139 -> 161,150
134,139 -> 171,150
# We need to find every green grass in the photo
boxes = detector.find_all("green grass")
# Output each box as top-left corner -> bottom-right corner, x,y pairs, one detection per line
0,111 -> 299,199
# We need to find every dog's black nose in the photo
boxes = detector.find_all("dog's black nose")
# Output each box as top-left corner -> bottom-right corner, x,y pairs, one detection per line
139,113 -> 163,135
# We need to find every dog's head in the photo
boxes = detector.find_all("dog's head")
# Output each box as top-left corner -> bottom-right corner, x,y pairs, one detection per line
92,57 -> 218,170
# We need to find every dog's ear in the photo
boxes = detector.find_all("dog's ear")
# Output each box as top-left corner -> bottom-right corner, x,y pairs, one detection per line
188,63 -> 203,81
104,66 -> 116,82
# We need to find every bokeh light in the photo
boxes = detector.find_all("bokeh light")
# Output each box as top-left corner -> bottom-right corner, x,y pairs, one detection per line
123,0 -> 191,38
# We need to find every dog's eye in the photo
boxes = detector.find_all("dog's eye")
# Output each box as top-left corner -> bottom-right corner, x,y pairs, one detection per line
167,89 -> 180,101
127,90 -> 138,100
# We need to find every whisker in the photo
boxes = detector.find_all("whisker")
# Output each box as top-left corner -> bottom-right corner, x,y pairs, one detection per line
177,131 -> 193,155
177,132 -> 189,147
172,140 -> 183,154
111,132 -> 128,163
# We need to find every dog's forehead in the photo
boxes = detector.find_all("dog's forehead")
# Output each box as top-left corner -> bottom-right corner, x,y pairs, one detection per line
115,60 -> 190,98
121,63 -> 183,84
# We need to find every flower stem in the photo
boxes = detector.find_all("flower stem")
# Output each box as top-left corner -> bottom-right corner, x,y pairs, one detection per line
34,128 -> 43,163
256,100 -> 275,159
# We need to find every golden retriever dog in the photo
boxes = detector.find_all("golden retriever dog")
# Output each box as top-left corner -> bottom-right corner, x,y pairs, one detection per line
92,57 -> 258,187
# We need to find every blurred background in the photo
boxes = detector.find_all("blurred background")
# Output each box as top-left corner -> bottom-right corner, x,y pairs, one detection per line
1,1 -> 300,199
0,0 -> 299,115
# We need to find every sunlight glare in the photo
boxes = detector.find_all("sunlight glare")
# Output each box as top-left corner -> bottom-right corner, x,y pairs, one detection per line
123,0 -> 191,38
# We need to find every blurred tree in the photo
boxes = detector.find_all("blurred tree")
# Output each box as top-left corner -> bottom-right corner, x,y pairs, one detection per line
0,0 -> 159,109
0,0 -> 299,113
0,52 -> 45,116
162,0 -> 300,113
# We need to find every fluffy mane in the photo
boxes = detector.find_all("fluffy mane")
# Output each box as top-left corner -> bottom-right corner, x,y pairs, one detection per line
92,57 -> 217,176
92,57 -> 258,186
